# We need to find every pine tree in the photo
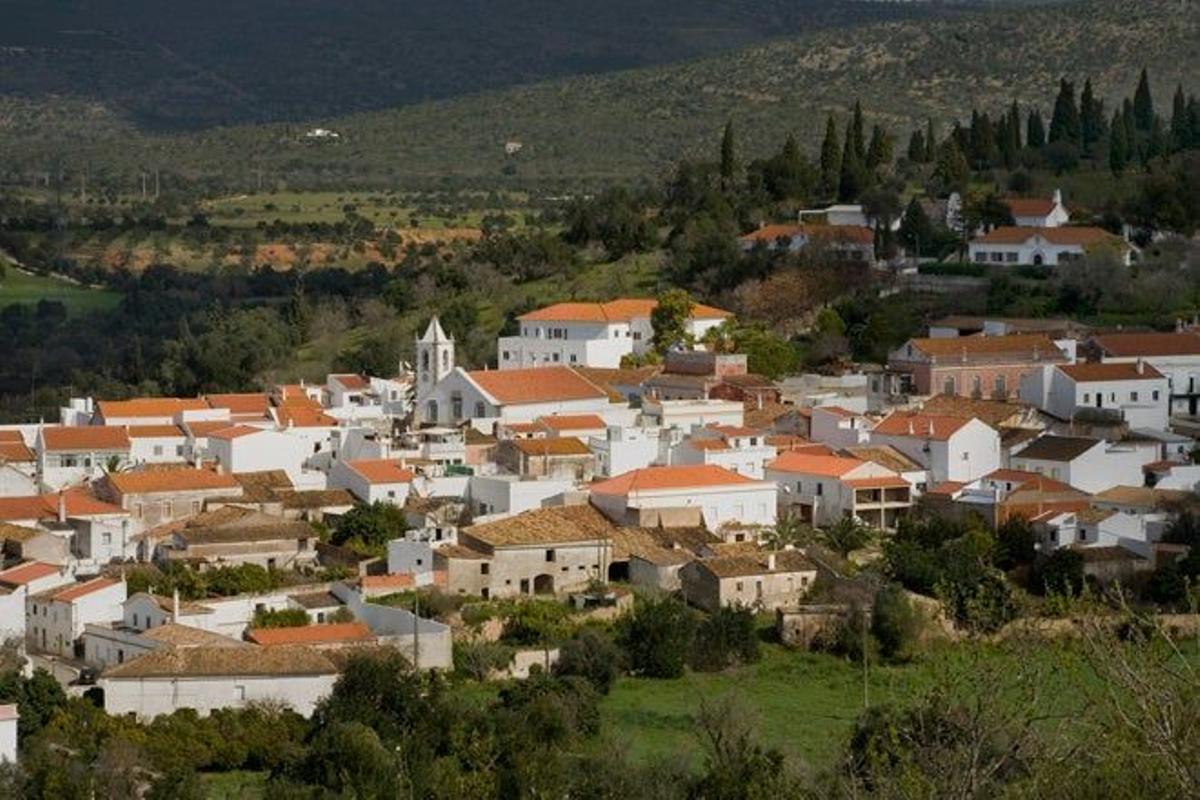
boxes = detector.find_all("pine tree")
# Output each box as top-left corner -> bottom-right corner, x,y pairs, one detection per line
924,118 -> 937,162
1048,79 -> 1080,145
1108,109 -> 1127,175
1170,84 -> 1188,152
866,125 -> 892,171
1026,109 -> 1046,149
1133,68 -> 1154,132
849,101 -> 866,163
719,120 -> 737,189
907,129 -> 926,163
1080,79 -> 1106,155
820,115 -> 841,199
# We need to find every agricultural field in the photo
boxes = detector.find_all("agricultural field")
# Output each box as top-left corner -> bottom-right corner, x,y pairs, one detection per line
0,267 -> 121,315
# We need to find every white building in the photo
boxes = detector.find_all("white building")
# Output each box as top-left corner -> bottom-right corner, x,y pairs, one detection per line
36,426 -> 131,489
968,226 -> 1132,267
127,425 -> 188,465
0,705 -> 16,764
1004,191 -> 1070,228
1020,362 -> 1169,430
588,426 -> 663,477
589,465 -> 777,529
467,475 -> 575,519
206,426 -> 312,482
498,298 -> 730,370
329,459 -> 414,505
766,452 -> 912,530
99,645 -> 340,718
808,406 -> 874,449
27,576 -> 126,659
869,411 -> 1001,484
640,399 -> 744,431
0,560 -> 75,642
419,365 -> 611,427
1087,331 -> 1200,418
93,398 -> 211,427
1010,435 -> 1153,495
672,425 -> 777,479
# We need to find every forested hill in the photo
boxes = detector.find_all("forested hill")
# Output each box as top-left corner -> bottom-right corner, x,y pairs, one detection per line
0,0 -> 944,130
0,0 -> 1194,188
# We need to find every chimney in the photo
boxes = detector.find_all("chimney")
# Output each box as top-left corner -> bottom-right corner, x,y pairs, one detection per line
172,588 -> 180,621
57,490 -> 67,524
767,553 -> 776,571
907,419 -> 914,436
1053,188 -> 1062,206
1136,358 -> 1145,375
757,394 -> 763,411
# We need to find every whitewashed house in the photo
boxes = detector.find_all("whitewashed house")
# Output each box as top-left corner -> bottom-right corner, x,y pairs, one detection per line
0,560 -> 74,641
671,425 -> 777,479
869,411 -> 1001,484
126,425 -> 188,465
497,299 -> 730,370
640,399 -> 745,431
589,465 -> 777,529
27,576 -> 126,659
0,705 -> 16,764
967,226 -> 1132,267
1020,362 -> 1169,430
36,426 -> 131,489
588,426 -> 663,477
1087,331 -> 1200,418
206,426 -> 312,482
329,459 -> 414,506
1010,436 -> 1154,494
766,452 -> 912,529
1003,191 -> 1070,228
808,406 -> 874,449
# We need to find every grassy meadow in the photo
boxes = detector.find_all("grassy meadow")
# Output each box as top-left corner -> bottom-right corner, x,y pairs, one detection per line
0,267 -> 122,314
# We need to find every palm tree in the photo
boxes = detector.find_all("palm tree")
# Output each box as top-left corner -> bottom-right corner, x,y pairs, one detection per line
762,512 -> 816,550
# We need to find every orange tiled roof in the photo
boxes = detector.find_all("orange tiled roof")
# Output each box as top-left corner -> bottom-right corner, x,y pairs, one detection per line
345,460 -> 414,484
274,406 -> 338,428
537,414 -> 607,431
205,393 -> 272,417
519,298 -> 730,323
40,576 -> 120,603
739,223 -> 803,243
740,223 -> 874,246
246,622 -> 373,647
41,426 -> 131,452
1059,362 -> 1165,382
106,467 -> 240,495
904,334 -> 1062,360
688,439 -> 731,451
126,424 -> 186,439
767,452 -> 865,477
360,574 -> 415,591
0,440 -> 35,462
1091,332 -> 1200,358
208,425 -> 266,441
984,469 -> 1042,483
873,411 -> 975,441
0,489 -> 125,522
974,226 -> 1124,247
512,437 -> 593,457
1003,197 -> 1057,217
330,374 -> 371,390
0,560 -> 62,586
184,420 -> 241,437
590,465 -> 759,495
845,476 -> 909,490
467,367 -> 608,405
97,398 -> 208,419
925,481 -> 966,497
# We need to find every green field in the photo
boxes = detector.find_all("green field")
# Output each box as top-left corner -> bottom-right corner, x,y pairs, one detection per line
0,268 -> 122,314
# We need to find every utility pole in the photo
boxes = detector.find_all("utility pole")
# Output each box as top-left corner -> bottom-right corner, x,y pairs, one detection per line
412,589 -> 420,670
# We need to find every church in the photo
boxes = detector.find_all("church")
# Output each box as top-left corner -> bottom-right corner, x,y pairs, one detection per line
414,317 -> 614,428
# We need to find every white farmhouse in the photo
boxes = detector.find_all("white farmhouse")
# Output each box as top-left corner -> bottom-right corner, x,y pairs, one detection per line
589,465 -> 777,529
126,424 -> 188,465
1087,331 -> 1200,418
1020,362 -> 1169,430
27,576 -> 126,659
1003,191 -> 1070,228
36,426 -> 131,489
329,459 -> 414,505
1010,435 -> 1153,495
968,226 -> 1132,267
497,298 -> 730,370
206,425 -> 312,482
869,411 -> 1000,484
765,452 -> 912,530
808,405 -> 873,449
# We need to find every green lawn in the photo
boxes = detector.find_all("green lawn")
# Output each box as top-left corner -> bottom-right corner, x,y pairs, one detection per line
0,268 -> 121,314
203,770 -> 267,799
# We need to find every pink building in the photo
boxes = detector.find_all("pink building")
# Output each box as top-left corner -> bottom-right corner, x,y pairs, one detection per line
887,335 -> 1069,400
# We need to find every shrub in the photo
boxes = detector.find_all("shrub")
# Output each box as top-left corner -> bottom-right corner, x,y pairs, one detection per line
250,608 -> 309,628
871,584 -> 922,662
615,595 -> 697,678
1032,549 -> 1085,597
453,641 -> 516,681
554,629 -> 624,694
500,600 -> 575,646
690,606 -> 761,672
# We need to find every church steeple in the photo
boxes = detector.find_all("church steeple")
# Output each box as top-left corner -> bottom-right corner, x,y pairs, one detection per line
416,316 -> 455,393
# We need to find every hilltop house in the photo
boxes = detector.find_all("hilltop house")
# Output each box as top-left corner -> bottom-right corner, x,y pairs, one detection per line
765,452 -> 912,529
497,299 -> 730,370
1003,191 -> 1070,228
1084,331 -> 1200,418
679,549 -> 818,612
1019,362 -> 1170,430
589,465 -> 777,531
36,426 -> 132,489
869,411 -> 1001,484
967,226 -> 1132,267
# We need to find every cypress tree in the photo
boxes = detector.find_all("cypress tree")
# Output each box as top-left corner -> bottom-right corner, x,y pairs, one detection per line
1108,108 -> 1127,175
866,125 -> 892,171
970,112 -> 998,169
1123,99 -> 1139,163
838,126 -> 865,201
1026,109 -> 1046,149
1133,68 -> 1154,132
719,120 -> 737,189
849,101 -> 866,163
1189,97 -> 1200,149
924,118 -> 937,162
1080,79 -> 1106,155
1048,79 -> 1080,145
1144,115 -> 1167,164
820,115 -> 841,199
1008,101 -> 1023,150
1170,85 -> 1188,152
907,129 -> 926,163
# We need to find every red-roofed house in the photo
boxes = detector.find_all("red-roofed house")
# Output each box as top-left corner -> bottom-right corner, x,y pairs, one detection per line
97,467 -> 242,531
589,465 -> 777,531
420,364 -> 611,427
0,560 -> 73,641
329,459 -> 414,505
887,334 -> 1069,400
869,411 -> 1000,484
246,622 -> 374,649
765,452 -> 912,529
36,425 -> 132,488
1085,331 -> 1200,418
28,576 -> 126,658
94,398 -> 209,426
126,424 -> 188,465
1003,190 -> 1070,228
967,225 -> 1132,267
498,297 -> 731,370
205,426 -> 311,483
1019,361 -> 1169,430
737,223 -> 876,263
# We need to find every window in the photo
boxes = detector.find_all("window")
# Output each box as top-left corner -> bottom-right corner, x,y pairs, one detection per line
816,483 -> 823,496
474,402 -> 485,418
1083,393 -> 1090,403
102,532 -> 112,545
974,252 -> 988,263
153,445 -> 163,456
736,582 -> 744,592
552,353 -> 560,362
990,252 -> 1004,263
971,375 -> 982,398
480,563 -> 490,575
943,376 -> 956,396
569,354 -> 577,363
1005,252 -> 1018,263
545,549 -> 556,562
502,351 -> 511,361
994,374 -> 1007,398
1131,391 -> 1139,402
451,392 -> 463,420
1153,390 -> 1160,401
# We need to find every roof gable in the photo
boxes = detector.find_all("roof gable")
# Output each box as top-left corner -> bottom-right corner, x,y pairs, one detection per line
465,367 -> 607,405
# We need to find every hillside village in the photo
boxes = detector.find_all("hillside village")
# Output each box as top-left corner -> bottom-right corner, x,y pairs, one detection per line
0,253 -> 1198,742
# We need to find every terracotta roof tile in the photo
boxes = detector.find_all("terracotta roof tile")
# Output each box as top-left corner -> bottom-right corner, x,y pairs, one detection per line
41,426 -> 131,452
125,424 -> 186,438
101,645 -> 338,678
873,411 -> 975,441
1003,197 -> 1057,217
208,425 -> 267,440
38,576 -> 120,603
974,226 -> 1125,247
1015,436 -> 1101,462
330,374 -> 371,390
537,414 -> 607,431
519,298 -> 729,323
590,465 -> 761,495
902,334 -> 1064,362
274,406 -> 338,428
0,560 -> 63,586
697,549 -> 817,578
0,490 -> 125,522
0,441 -> 35,462
97,398 -> 208,420
1059,362 -> 1165,382
464,504 -> 615,547
512,437 -> 593,457
106,467 -> 240,495
467,367 -> 607,405
246,622 -> 373,647
1091,332 -> 1200,358
767,452 -> 864,477
345,460 -> 415,484
205,393 -> 272,417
